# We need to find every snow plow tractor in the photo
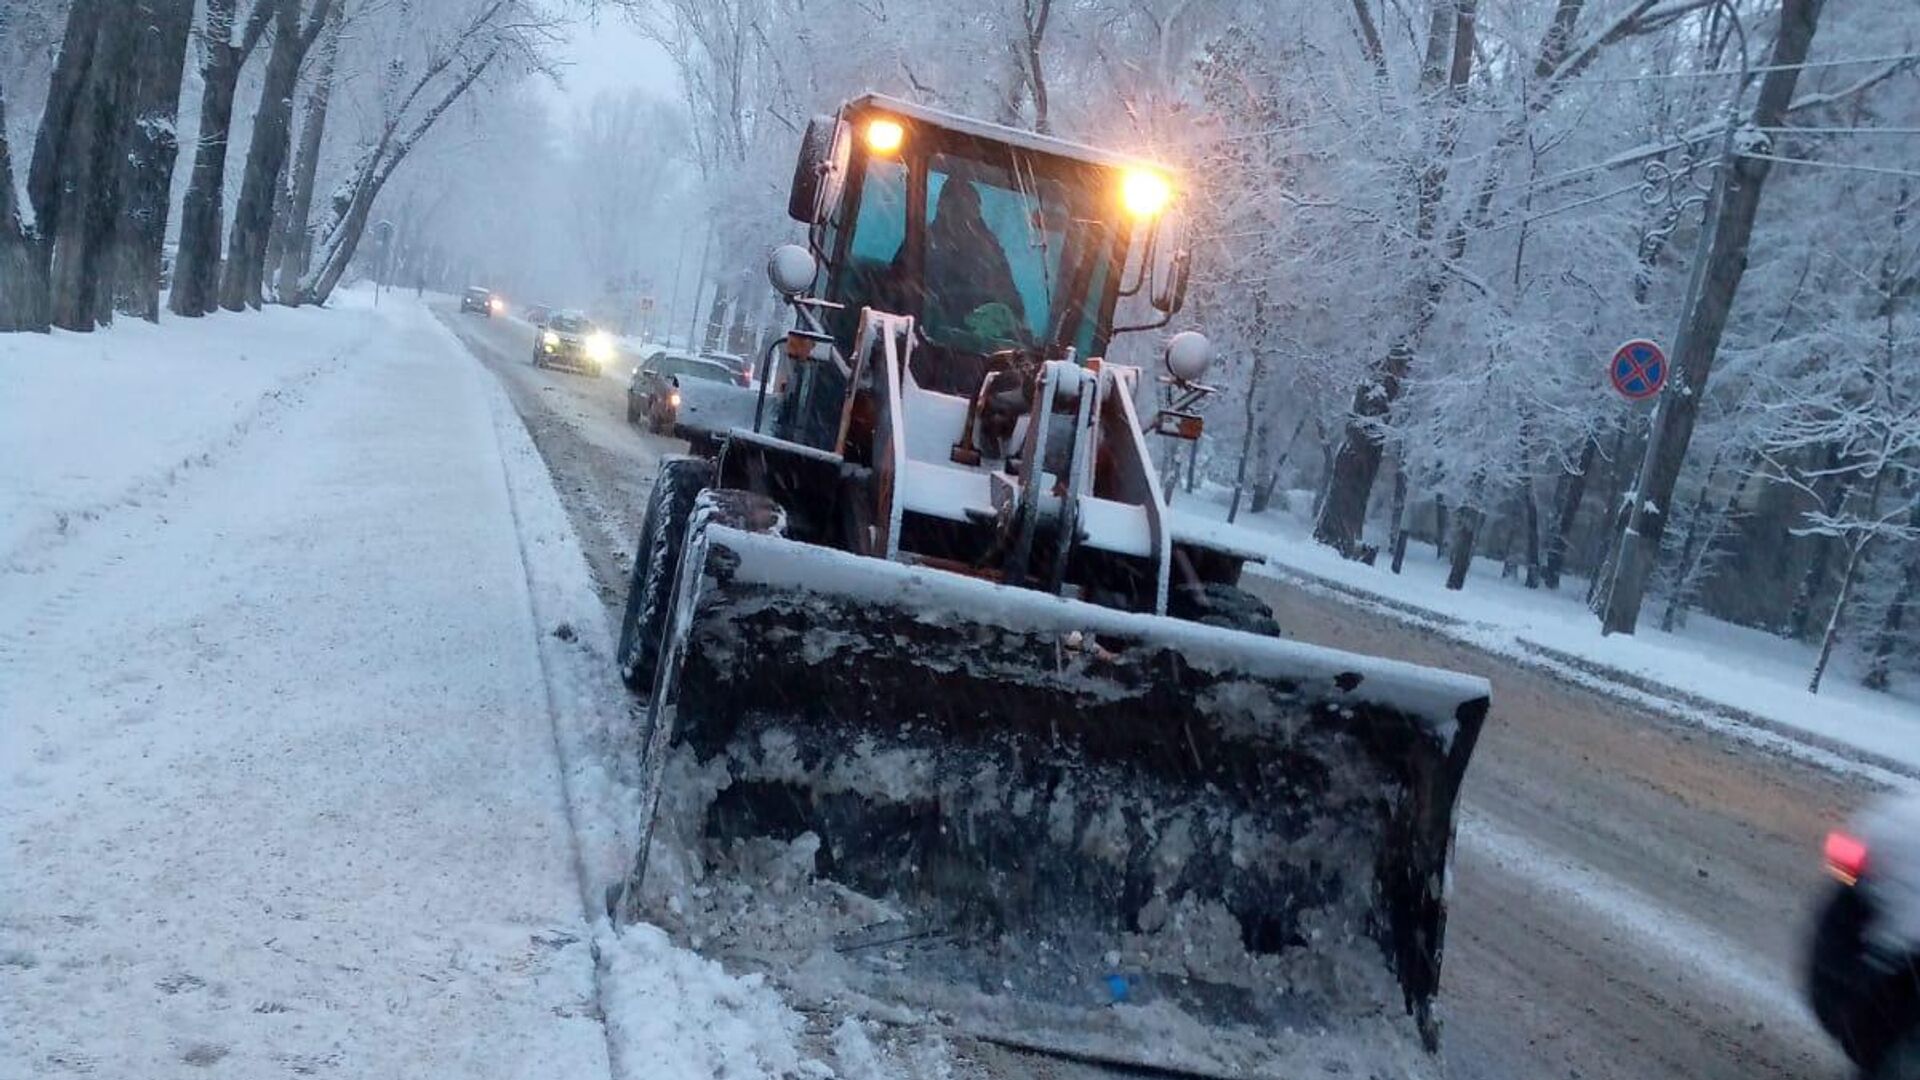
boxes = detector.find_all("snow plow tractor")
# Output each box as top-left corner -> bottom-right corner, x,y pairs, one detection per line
613,93 -> 1490,1075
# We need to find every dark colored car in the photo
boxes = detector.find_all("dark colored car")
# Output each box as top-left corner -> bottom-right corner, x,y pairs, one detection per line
461,286 -> 502,316
627,350 -> 740,434
697,350 -> 755,387
1808,793 -> 1920,1079
533,310 -> 616,376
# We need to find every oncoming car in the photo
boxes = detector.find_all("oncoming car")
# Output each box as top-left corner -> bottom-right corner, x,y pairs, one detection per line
1808,792 -> 1920,1079
461,286 -> 503,316
533,310 -> 616,376
626,349 -> 739,434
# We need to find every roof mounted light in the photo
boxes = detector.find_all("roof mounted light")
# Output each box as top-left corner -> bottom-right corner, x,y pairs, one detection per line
1122,168 -> 1172,218
865,118 -> 905,155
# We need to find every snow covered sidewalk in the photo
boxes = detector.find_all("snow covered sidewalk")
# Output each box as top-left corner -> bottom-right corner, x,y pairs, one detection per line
1172,484 -> 1920,779
0,298 -> 614,1079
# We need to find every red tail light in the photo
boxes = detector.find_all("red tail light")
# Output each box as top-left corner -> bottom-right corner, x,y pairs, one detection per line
1825,830 -> 1868,885
736,370 -> 751,386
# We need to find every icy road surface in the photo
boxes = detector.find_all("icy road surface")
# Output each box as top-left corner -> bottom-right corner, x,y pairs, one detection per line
437,297 -> 1865,1080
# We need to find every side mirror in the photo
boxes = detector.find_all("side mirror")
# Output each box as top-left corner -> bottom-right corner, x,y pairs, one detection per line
787,114 -> 845,224
766,244 -> 817,297
1149,213 -> 1191,315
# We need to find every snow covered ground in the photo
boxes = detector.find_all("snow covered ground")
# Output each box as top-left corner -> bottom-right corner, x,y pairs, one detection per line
0,295 -> 816,1080
1172,482 -> 1920,776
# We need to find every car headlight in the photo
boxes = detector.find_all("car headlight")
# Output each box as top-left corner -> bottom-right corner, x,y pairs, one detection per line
585,332 -> 615,362
669,391 -> 682,408
542,331 -> 559,348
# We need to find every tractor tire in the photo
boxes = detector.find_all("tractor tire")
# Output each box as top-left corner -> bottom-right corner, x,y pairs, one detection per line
1168,582 -> 1281,637
616,456 -> 715,693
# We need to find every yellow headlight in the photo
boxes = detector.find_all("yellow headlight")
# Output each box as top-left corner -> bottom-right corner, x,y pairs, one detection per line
1121,168 -> 1172,218
586,332 -> 615,361
542,331 -> 559,348
865,118 -> 905,155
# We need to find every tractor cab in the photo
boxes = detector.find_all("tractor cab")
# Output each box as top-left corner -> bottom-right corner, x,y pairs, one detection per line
773,95 -> 1193,446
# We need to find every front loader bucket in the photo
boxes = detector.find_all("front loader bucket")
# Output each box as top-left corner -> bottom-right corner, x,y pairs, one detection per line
631,509 -> 1488,1076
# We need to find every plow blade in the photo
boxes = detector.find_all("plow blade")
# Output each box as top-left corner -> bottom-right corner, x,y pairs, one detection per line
633,511 -> 1489,1076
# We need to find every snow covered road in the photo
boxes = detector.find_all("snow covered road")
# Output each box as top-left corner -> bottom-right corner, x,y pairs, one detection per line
0,299 -> 613,1079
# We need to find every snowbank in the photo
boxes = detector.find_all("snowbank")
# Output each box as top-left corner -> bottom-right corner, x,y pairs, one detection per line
1170,483 -> 1920,776
599,923 -> 825,1079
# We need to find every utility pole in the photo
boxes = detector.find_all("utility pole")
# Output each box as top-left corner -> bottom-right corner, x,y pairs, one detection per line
686,228 -> 712,353
1599,0 -> 1825,635
664,227 -> 690,344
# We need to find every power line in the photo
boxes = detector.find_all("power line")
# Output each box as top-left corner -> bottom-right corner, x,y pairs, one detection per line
1474,178 -> 1648,236
1577,50 -> 1920,85
1756,125 -> 1920,137
1738,151 -> 1920,182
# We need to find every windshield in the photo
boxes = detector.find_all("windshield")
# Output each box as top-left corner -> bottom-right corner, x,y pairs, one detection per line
831,131 -> 1121,359
549,313 -> 592,333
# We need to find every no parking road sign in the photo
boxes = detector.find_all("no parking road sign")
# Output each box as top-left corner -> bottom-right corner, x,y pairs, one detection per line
1610,339 -> 1667,401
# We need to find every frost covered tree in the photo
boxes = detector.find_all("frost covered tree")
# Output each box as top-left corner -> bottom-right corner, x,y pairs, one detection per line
293,0 -> 563,305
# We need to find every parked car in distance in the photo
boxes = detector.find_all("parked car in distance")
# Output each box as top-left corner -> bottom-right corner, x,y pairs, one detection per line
697,350 -> 754,387
627,349 -> 741,433
462,286 -> 503,316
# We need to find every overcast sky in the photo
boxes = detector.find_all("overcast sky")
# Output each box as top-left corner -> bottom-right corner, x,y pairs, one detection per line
537,11 -> 680,120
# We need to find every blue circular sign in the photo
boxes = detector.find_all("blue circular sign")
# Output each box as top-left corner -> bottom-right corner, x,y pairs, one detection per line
1610,339 -> 1667,401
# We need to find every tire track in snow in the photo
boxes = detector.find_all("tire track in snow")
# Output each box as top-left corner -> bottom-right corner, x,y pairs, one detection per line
0,346 -> 359,577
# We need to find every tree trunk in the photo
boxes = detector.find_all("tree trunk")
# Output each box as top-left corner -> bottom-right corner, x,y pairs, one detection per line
1445,500 -> 1483,591
1786,445 -> 1855,639
1315,0 -> 1478,558
26,0 -> 103,272
298,49 -> 498,306
1809,540 -> 1865,695
221,0 -> 332,311
272,20 -> 336,307
1660,455 -> 1726,633
1520,478 -> 1541,588
1541,434 -> 1598,589
110,0 -> 195,321
1227,345 -> 1268,523
1601,0 -> 1826,635
43,7 -> 142,331
1810,459 -> 1887,693
1863,502 -> 1920,691
1433,493 -> 1449,558
0,78 -> 50,331
1251,414 -> 1307,516
704,280 -> 730,351
1388,461 -> 1410,574
169,0 -> 261,317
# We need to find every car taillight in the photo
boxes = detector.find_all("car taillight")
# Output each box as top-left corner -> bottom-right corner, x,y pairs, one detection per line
1825,830 -> 1868,885
736,370 -> 750,386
